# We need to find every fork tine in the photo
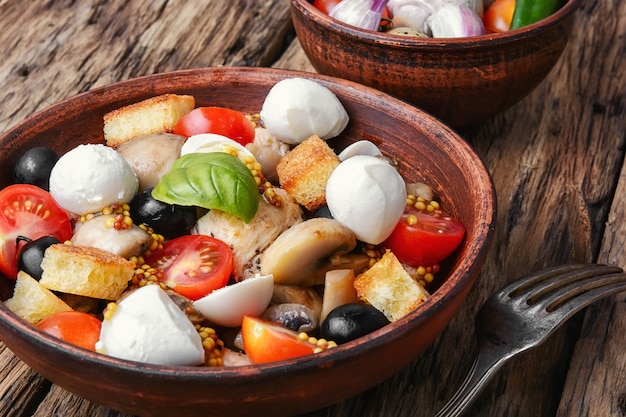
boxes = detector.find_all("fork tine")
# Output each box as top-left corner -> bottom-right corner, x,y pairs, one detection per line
542,272 -> 626,315
497,264 -> 623,301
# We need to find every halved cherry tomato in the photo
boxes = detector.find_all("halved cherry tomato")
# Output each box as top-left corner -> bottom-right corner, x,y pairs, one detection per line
0,184 -> 72,279
241,315 -> 319,364
37,311 -> 102,351
144,234 -> 233,301
483,0 -> 515,33
383,207 -> 465,268
173,107 -> 255,146
312,0 -> 340,14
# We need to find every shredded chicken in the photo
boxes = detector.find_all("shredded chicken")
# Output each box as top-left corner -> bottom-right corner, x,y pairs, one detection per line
192,187 -> 303,280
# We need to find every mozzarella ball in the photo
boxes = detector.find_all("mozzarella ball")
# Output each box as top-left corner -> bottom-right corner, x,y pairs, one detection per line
49,144 -> 138,215
96,285 -> 204,366
326,155 -> 407,244
260,78 -> 349,145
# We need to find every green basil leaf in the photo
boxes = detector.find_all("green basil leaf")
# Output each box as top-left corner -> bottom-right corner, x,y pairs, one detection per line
152,152 -> 259,223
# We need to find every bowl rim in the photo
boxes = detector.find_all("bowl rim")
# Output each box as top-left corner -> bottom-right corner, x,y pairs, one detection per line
290,0 -> 583,49
0,66 -> 496,381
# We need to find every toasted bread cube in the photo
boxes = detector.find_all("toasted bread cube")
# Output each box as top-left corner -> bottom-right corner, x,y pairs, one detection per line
5,271 -> 73,324
276,135 -> 340,212
103,93 -> 195,147
39,244 -> 134,300
353,250 -> 429,322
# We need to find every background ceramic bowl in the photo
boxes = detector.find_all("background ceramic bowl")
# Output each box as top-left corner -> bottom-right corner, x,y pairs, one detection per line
290,0 -> 582,128
0,67 -> 495,417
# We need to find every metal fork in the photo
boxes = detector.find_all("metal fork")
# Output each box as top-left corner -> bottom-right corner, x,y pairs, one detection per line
434,263 -> 626,417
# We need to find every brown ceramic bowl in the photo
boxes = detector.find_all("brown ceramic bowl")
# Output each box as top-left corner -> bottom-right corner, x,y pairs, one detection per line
291,0 -> 582,127
0,67 -> 495,417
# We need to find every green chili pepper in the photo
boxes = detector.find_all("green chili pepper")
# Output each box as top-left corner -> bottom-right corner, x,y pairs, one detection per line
510,0 -> 564,29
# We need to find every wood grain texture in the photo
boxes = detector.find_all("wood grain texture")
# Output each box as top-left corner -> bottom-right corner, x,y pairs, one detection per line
0,0 -> 294,133
0,0 -> 624,416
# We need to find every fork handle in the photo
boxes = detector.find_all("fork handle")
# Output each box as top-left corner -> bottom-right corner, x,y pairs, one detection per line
432,349 -> 508,417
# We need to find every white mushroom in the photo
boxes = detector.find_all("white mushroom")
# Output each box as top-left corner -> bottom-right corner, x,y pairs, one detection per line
116,132 -> 185,192
406,182 -> 434,201
259,217 -> 363,287
271,284 -> 324,318
245,127 -> 291,183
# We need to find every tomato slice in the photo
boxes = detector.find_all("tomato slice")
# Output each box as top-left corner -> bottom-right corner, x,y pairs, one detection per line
144,234 -> 233,301
383,207 -> 465,268
241,315 -> 318,364
173,107 -> 256,146
37,311 -> 102,351
0,184 -> 73,279
312,0 -> 341,14
483,0 -> 515,33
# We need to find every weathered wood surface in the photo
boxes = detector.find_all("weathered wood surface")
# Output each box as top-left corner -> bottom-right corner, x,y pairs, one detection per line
0,0 -> 624,416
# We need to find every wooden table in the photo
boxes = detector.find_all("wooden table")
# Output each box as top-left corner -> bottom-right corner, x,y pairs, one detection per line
0,1 -> 624,416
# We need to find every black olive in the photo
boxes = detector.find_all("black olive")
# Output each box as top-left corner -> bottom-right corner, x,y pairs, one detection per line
312,205 -> 333,219
13,147 -> 60,191
320,303 -> 390,344
17,236 -> 60,280
129,187 -> 197,239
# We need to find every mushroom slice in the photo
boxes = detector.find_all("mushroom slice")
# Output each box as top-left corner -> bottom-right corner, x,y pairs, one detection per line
406,182 -> 434,202
116,132 -> 185,192
261,303 -> 319,333
245,127 -> 290,183
260,218 -> 357,287
271,284 -> 323,318
71,214 -> 152,258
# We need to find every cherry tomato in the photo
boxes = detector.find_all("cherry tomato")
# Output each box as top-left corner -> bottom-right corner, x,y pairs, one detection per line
0,184 -> 72,279
145,234 -> 233,301
37,311 -> 102,351
312,0 -> 340,14
483,0 -> 515,33
379,6 -> 392,31
383,207 -> 465,268
173,107 -> 255,146
241,315 -> 319,364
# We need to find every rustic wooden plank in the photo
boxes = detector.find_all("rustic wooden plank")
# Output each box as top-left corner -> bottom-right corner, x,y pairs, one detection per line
32,385 -> 134,417
0,345 -> 51,417
557,4 -> 626,415
557,139 -> 626,414
0,0 -> 624,416
0,0 -> 293,133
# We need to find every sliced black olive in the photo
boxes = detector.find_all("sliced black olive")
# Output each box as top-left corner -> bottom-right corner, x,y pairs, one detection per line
320,303 -> 390,344
13,147 -> 60,191
17,235 -> 60,280
129,187 -> 197,239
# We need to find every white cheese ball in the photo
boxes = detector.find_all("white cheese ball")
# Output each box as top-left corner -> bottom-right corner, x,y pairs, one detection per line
96,285 -> 205,366
326,155 -> 407,244
49,144 -> 138,215
260,78 -> 349,145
